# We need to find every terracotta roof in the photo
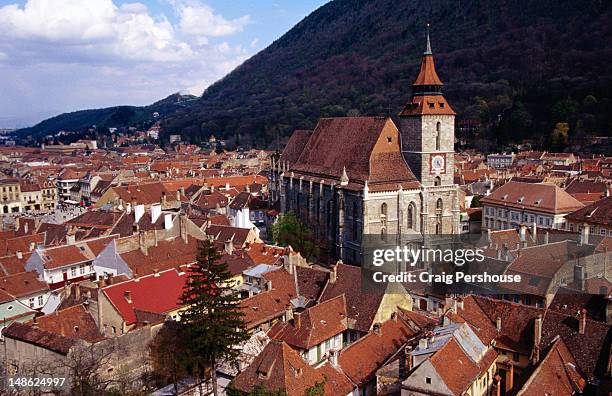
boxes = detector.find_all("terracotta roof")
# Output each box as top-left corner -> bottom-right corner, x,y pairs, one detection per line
244,243 -> 286,265
399,94 -> 456,116
319,262 -> 384,332
3,321 -> 78,355
268,294 -> 347,350
289,117 -> 420,192
413,53 -> 443,86
482,181 -> 584,214
279,130 -> 312,166
517,337 -> 586,395
119,236 -> 199,276
33,304 -> 103,343
0,271 -> 49,299
540,309 -> 611,380
566,196 -> 612,226
339,317 -> 419,385
429,338 -> 482,395
231,340 -> 348,396
102,267 -> 190,324
206,225 -> 252,247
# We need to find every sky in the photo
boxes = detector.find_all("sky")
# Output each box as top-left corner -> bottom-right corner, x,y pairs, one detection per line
0,0 -> 329,128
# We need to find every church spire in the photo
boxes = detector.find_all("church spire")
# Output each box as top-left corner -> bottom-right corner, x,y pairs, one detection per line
425,23 -> 432,55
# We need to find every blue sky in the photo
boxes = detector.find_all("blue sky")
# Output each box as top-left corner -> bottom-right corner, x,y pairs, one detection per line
0,0 -> 328,127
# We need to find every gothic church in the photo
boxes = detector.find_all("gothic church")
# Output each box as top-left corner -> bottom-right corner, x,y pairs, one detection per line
270,33 -> 460,263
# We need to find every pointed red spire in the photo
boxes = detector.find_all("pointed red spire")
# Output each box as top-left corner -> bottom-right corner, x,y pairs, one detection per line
413,26 -> 443,87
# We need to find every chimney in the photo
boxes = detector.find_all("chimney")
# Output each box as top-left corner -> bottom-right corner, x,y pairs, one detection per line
98,276 -> 106,288
164,213 -> 173,230
124,290 -> 132,303
329,349 -> 339,367
294,311 -> 301,328
265,280 -> 272,292
285,308 -> 293,322
150,203 -> 161,223
496,316 -> 502,331
373,323 -> 382,335
180,187 -> 185,196
419,338 -> 428,350
134,204 -> 145,223
224,239 -> 234,255
161,191 -> 167,205
29,241 -> 36,251
153,268 -> 160,277
330,262 -> 338,283
580,223 -> 590,245
176,190 -> 181,202
16,251 -> 23,259
532,315 -> 542,363
579,308 -> 587,335
139,232 -> 148,256
67,233 -> 76,245
519,225 -> 527,243
180,215 -> 188,243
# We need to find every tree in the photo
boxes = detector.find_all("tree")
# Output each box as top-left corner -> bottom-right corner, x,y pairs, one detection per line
550,122 -> 570,151
54,341 -> 116,396
180,239 -> 249,396
270,212 -> 319,260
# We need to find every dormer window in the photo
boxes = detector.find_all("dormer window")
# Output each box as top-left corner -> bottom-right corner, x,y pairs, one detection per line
517,196 -> 524,203
387,136 -> 392,143
534,199 -> 542,205
501,194 -> 508,201
428,102 -> 435,109
439,102 -> 445,108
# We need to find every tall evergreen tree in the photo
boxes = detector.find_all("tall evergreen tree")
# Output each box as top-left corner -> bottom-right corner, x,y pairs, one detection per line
180,239 -> 249,396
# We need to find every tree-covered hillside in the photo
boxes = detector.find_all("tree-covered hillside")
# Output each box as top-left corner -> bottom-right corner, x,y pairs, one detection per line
163,0 -> 611,151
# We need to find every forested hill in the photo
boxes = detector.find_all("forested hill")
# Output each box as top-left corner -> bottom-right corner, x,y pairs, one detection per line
163,0 -> 612,151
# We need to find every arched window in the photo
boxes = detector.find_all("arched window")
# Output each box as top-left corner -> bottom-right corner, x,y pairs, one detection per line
436,198 -> 443,211
435,222 -> 442,235
381,227 -> 387,241
407,203 -> 415,230
381,202 -> 387,216
434,176 -> 441,186
435,122 -> 441,151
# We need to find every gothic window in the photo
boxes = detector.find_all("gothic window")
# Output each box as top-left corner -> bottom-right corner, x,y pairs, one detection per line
436,198 -> 443,212
435,122 -> 441,150
434,176 -> 441,186
435,221 -> 442,235
381,227 -> 387,241
381,202 -> 387,216
407,203 -> 415,230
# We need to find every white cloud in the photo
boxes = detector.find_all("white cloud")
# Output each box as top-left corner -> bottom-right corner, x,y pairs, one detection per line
177,2 -> 250,37
0,0 -> 253,125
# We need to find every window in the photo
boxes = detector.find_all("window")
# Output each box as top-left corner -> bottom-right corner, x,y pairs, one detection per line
29,297 -> 35,308
428,102 -> 435,109
70,267 -> 76,277
381,227 -> 387,241
79,264 -> 85,275
38,295 -> 43,306
387,136 -> 392,143
436,198 -> 443,211
425,377 -> 432,384
381,203 -> 387,216
434,176 -> 441,186
407,203 -> 415,230
435,122 -> 441,150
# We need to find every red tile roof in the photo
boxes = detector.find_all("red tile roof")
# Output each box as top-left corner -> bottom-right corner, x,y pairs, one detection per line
102,266 -> 190,325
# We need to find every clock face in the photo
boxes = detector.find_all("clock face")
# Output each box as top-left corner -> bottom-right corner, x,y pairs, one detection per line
431,154 -> 446,173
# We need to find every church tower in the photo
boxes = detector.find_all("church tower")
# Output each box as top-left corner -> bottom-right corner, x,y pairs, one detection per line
399,29 -> 455,187
399,28 -> 460,235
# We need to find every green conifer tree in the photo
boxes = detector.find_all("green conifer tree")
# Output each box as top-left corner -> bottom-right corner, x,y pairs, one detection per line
180,239 -> 249,396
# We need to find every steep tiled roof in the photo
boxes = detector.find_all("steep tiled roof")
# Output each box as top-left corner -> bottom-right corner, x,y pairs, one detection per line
429,338 -> 482,395
289,117 -> 420,192
231,340 -> 347,396
268,294 -> 347,350
119,236 -> 199,276
279,130 -> 312,166
319,262 -> 384,332
566,196 -> 612,226
517,337 -> 586,395
339,317 -> 419,385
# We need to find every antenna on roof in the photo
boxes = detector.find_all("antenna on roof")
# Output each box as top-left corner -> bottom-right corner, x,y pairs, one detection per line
425,23 -> 432,55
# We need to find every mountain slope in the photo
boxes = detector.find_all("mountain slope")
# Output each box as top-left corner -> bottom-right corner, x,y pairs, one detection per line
164,0 -> 612,150
17,93 -> 198,138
